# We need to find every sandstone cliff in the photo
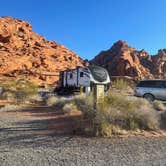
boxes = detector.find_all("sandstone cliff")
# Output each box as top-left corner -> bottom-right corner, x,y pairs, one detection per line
1,16 -> 166,85
0,16 -> 83,85
91,40 -> 166,80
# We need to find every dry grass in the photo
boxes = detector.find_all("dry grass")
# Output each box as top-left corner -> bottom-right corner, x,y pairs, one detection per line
110,79 -> 135,96
153,100 -> 166,111
46,96 -> 59,106
0,104 -> 27,112
27,94 -> 44,104
0,91 -> 159,137
62,103 -> 81,116
66,93 -> 160,137
112,79 -> 129,90
0,78 -> 155,137
43,92 -> 160,137
0,79 -> 37,103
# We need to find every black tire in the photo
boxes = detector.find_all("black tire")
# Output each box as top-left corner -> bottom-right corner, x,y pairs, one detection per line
143,93 -> 155,102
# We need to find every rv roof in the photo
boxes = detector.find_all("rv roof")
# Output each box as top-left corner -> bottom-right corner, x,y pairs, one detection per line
88,65 -> 108,82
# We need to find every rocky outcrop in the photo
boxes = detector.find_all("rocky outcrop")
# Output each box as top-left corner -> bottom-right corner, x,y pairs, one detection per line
0,16 -> 83,85
91,40 -> 166,80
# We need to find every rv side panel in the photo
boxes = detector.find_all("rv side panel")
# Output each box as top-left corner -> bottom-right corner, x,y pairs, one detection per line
77,67 -> 90,87
65,70 -> 77,87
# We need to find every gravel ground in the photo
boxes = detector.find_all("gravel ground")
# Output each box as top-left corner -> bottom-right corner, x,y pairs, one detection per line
0,106 -> 166,166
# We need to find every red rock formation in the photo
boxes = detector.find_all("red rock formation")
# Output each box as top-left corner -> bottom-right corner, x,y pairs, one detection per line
91,40 -> 166,80
0,16 -> 83,85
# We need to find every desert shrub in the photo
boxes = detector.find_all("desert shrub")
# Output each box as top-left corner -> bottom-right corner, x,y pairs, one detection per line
112,79 -> 129,90
111,79 -> 135,96
0,104 -> 27,112
45,95 -> 68,110
73,94 -> 95,119
0,79 -> 37,103
153,100 -> 166,111
70,92 -> 159,137
1,91 -> 16,101
27,94 -> 44,104
62,103 -> 80,115
99,93 -> 159,130
37,93 -> 159,136
46,95 -> 59,106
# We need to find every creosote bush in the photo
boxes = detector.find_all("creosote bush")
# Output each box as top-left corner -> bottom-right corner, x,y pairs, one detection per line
111,79 -> 135,96
45,92 -> 159,137
64,93 -> 160,137
99,94 -> 159,131
112,79 -> 129,90
73,94 -> 95,119
0,104 -> 27,112
153,100 -> 166,111
46,95 -> 59,106
62,103 -> 79,115
0,79 -> 37,103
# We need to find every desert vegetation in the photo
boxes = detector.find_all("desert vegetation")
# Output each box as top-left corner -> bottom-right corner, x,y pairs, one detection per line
0,79 -> 38,103
67,94 -> 159,136
0,104 -> 27,112
153,100 -> 166,111
0,78 -> 164,137
44,79 -> 165,136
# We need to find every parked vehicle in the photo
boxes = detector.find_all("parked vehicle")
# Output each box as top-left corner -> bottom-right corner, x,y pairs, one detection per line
135,80 -> 166,101
56,65 -> 111,95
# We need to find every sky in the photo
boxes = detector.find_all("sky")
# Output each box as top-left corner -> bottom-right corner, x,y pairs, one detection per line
0,0 -> 166,60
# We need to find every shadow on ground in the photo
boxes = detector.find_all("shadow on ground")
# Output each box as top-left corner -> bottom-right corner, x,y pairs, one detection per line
0,105 -> 83,149
160,111 -> 166,129
0,103 -> 166,150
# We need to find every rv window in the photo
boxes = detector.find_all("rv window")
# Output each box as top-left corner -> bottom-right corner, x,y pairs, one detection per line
80,72 -> 84,77
70,73 -> 73,79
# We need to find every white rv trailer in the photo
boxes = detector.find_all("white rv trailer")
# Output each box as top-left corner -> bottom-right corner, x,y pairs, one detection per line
58,65 -> 110,94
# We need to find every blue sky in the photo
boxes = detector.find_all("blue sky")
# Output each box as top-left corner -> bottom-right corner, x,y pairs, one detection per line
0,0 -> 166,59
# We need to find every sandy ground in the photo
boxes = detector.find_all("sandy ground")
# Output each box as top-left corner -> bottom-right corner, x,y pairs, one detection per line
0,103 -> 166,166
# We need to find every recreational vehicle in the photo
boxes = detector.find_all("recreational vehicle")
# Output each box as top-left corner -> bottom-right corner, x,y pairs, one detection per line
57,65 -> 110,95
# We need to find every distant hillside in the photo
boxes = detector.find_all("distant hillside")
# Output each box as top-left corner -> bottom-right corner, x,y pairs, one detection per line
91,40 -> 166,80
1,16 -> 166,85
0,16 -> 83,85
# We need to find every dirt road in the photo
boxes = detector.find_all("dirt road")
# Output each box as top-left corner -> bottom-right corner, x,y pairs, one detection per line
0,105 -> 166,166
